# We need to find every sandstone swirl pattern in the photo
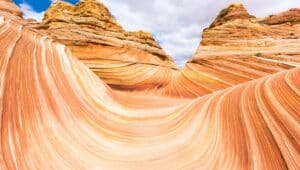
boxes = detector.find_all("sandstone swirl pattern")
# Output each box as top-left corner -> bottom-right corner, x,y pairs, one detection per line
0,0 -> 300,169
27,1 -> 300,98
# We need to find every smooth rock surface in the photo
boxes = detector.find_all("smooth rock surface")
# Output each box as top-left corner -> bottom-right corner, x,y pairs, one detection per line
0,1 -> 299,169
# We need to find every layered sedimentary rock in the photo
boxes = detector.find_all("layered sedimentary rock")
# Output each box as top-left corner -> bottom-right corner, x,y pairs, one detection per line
259,8 -> 300,25
30,1 -> 300,98
1,2 -> 300,169
170,3 -> 300,97
0,0 -> 21,16
27,0 -> 178,90
24,1 -> 300,98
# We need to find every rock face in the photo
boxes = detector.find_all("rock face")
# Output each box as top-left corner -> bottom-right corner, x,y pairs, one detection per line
209,3 -> 255,28
201,4 -> 300,46
170,3 -> 300,97
0,0 -> 22,16
259,8 -> 300,25
40,0 -> 169,57
27,0 -> 178,90
1,1 -> 300,169
40,0 -> 173,61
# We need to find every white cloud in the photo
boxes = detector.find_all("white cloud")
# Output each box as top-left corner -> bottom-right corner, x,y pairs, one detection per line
19,2 -> 44,21
101,0 -> 300,68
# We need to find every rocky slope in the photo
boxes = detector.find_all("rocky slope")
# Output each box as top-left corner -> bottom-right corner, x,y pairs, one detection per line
26,0 -> 178,91
166,3 -> 300,97
0,1 -> 299,169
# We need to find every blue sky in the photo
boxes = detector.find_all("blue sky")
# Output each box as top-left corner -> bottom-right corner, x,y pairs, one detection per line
13,0 -> 300,67
13,0 -> 78,12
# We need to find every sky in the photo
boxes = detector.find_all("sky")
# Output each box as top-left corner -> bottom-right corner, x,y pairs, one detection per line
13,0 -> 300,67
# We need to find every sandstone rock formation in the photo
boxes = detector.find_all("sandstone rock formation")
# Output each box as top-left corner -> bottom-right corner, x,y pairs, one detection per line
171,3 -> 300,97
0,0 -> 21,16
26,1 -> 300,98
209,3 -> 255,28
259,8 -> 300,25
27,0 -> 178,90
24,1 -> 300,98
0,0 -> 299,169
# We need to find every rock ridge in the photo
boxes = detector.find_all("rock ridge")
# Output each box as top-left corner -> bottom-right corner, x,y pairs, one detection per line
33,0 -> 174,64
209,3 -> 255,28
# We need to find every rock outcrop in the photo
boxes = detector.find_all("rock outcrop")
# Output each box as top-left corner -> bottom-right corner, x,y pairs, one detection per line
26,0 -> 178,91
209,3 -> 255,28
169,3 -> 300,97
199,4 -> 300,58
39,0 -> 173,62
259,8 -> 300,25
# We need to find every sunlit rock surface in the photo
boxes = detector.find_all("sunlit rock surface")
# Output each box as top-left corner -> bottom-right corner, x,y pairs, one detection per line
0,0 -> 299,169
174,3 -> 300,97
26,1 -> 300,98
27,0 -> 178,91
0,0 -> 21,16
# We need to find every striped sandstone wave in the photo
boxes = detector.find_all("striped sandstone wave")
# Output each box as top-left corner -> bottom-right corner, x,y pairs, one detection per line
25,1 -> 300,98
0,4 -> 299,170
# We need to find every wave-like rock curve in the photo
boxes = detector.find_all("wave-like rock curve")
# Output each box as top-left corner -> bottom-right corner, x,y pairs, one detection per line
0,4 -> 299,169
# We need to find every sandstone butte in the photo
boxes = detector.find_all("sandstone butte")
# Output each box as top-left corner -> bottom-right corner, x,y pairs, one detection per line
166,3 -> 300,97
26,0 -> 178,91
0,0 -> 299,169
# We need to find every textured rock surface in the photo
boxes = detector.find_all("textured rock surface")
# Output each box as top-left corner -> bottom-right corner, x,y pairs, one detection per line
1,4 -> 300,169
39,0 -> 172,61
27,1 -> 300,97
0,0 -> 299,169
209,3 -> 255,28
2,0 -> 300,98
169,3 -> 300,98
26,0 -> 178,90
0,0 -> 21,16
259,8 -> 300,25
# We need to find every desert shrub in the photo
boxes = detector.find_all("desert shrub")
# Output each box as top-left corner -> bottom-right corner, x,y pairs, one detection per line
255,52 -> 262,57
